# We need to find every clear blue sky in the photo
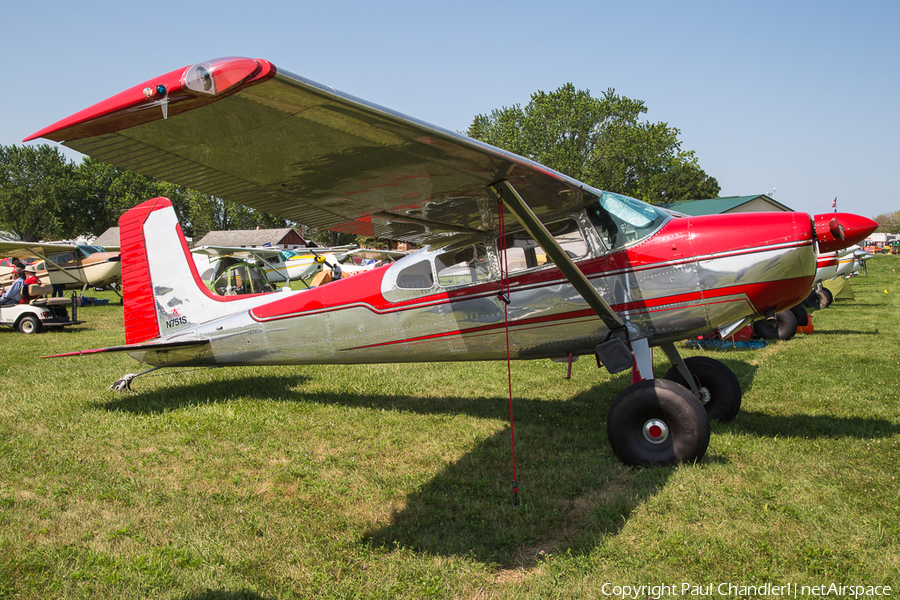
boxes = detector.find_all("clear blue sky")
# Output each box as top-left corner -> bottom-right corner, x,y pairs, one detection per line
3,0 -> 897,218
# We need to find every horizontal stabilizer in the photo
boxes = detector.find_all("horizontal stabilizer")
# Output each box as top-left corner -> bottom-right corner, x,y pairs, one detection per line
43,338 -> 209,359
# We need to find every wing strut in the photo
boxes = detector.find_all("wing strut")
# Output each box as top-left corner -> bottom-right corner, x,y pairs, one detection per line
490,180 -> 626,332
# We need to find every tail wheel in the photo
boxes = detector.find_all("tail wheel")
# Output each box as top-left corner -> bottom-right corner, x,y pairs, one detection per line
607,379 -> 710,466
17,315 -> 42,334
752,310 -> 798,340
663,356 -> 742,422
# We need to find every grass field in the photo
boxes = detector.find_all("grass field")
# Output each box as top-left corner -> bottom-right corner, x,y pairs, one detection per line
1,258 -> 898,599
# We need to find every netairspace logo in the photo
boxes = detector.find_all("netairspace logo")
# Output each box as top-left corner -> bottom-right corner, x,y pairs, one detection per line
600,582 -> 892,599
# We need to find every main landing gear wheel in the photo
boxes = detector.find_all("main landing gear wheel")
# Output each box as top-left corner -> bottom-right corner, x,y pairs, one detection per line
789,304 -> 809,328
663,356 -> 742,422
752,309 -> 798,340
607,379 -> 710,466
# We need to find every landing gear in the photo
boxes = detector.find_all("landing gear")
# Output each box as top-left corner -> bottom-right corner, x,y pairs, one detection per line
663,356 -> 742,422
818,284 -> 834,308
602,341 -> 744,466
109,366 -> 161,392
752,310 -> 798,340
607,379 -> 710,465
789,304 -> 809,328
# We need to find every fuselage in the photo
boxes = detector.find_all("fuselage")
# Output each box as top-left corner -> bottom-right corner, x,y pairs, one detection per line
128,208 -> 817,367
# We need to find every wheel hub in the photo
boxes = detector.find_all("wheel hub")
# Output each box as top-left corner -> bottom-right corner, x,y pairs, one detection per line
643,419 -> 669,444
697,386 -> 711,405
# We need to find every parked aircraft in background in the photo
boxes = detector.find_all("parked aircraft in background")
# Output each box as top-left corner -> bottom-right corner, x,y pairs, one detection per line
192,245 -> 408,290
0,241 -> 121,294
812,245 -> 873,308
28,57 -> 877,466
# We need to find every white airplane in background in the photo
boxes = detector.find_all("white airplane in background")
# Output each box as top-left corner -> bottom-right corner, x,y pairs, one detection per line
192,245 -> 408,289
0,241 -> 121,295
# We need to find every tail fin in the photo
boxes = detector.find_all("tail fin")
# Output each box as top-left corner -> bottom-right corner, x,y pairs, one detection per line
118,197 -> 266,344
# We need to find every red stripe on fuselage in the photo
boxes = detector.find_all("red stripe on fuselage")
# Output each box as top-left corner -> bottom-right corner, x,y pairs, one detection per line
249,239 -> 812,324
248,211 -> 815,338
346,274 -> 807,352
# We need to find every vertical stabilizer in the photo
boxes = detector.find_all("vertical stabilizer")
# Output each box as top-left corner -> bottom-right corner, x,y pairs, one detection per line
119,198 -> 169,343
118,197 -> 272,344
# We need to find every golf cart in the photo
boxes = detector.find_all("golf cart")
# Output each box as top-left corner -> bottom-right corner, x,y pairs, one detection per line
0,284 -> 83,334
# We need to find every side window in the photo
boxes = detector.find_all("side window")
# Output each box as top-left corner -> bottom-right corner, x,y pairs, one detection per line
502,220 -> 588,273
436,244 -> 490,287
48,252 -> 75,266
396,260 -> 434,289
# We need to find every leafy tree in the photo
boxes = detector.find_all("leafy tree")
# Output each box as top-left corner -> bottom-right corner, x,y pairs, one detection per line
75,157 -> 185,236
467,84 -> 719,204
75,157 -> 290,240
186,193 -> 290,242
0,144 -> 78,241
307,228 -> 358,248
874,211 -> 900,234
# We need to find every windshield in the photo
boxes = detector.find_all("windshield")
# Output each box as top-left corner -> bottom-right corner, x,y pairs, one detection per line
205,257 -> 274,296
587,192 -> 670,250
77,245 -> 106,258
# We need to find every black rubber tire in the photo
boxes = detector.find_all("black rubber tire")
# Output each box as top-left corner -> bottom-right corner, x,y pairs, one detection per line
819,287 -> 834,308
663,356 -> 742,422
803,290 -> 823,311
752,310 -> 798,340
607,379 -> 710,466
789,304 -> 809,327
17,315 -> 42,334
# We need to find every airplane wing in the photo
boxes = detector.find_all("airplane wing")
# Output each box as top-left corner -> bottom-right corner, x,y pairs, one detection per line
192,245 -> 284,260
0,240 -> 82,260
0,240 -> 89,285
336,248 -> 408,263
26,57 -> 601,246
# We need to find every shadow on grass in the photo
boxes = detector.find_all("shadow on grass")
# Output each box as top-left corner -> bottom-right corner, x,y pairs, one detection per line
97,373 -> 312,414
97,368 -> 681,567
729,410 -> 899,439
94,357 -> 896,568
351,380 -> 682,568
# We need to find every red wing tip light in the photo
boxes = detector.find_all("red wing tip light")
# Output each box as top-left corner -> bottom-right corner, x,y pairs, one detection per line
24,57 -> 274,143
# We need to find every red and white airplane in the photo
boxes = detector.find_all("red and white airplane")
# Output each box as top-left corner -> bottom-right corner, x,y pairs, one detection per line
27,57 -> 876,466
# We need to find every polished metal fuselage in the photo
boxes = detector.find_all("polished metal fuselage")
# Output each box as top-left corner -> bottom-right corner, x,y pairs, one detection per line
128,208 -> 816,368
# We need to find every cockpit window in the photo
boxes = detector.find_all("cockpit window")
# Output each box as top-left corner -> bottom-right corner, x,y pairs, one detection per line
47,251 -> 75,265
436,244 -> 490,287
206,257 -> 274,296
396,260 -> 435,289
587,192 -> 670,250
501,219 -> 588,273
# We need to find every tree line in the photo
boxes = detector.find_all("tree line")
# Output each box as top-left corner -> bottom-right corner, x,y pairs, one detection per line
0,145 -> 290,243
2,84 -> 724,243
873,211 -> 900,234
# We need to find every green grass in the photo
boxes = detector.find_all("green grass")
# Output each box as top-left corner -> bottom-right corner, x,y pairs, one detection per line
1,260 -> 899,599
